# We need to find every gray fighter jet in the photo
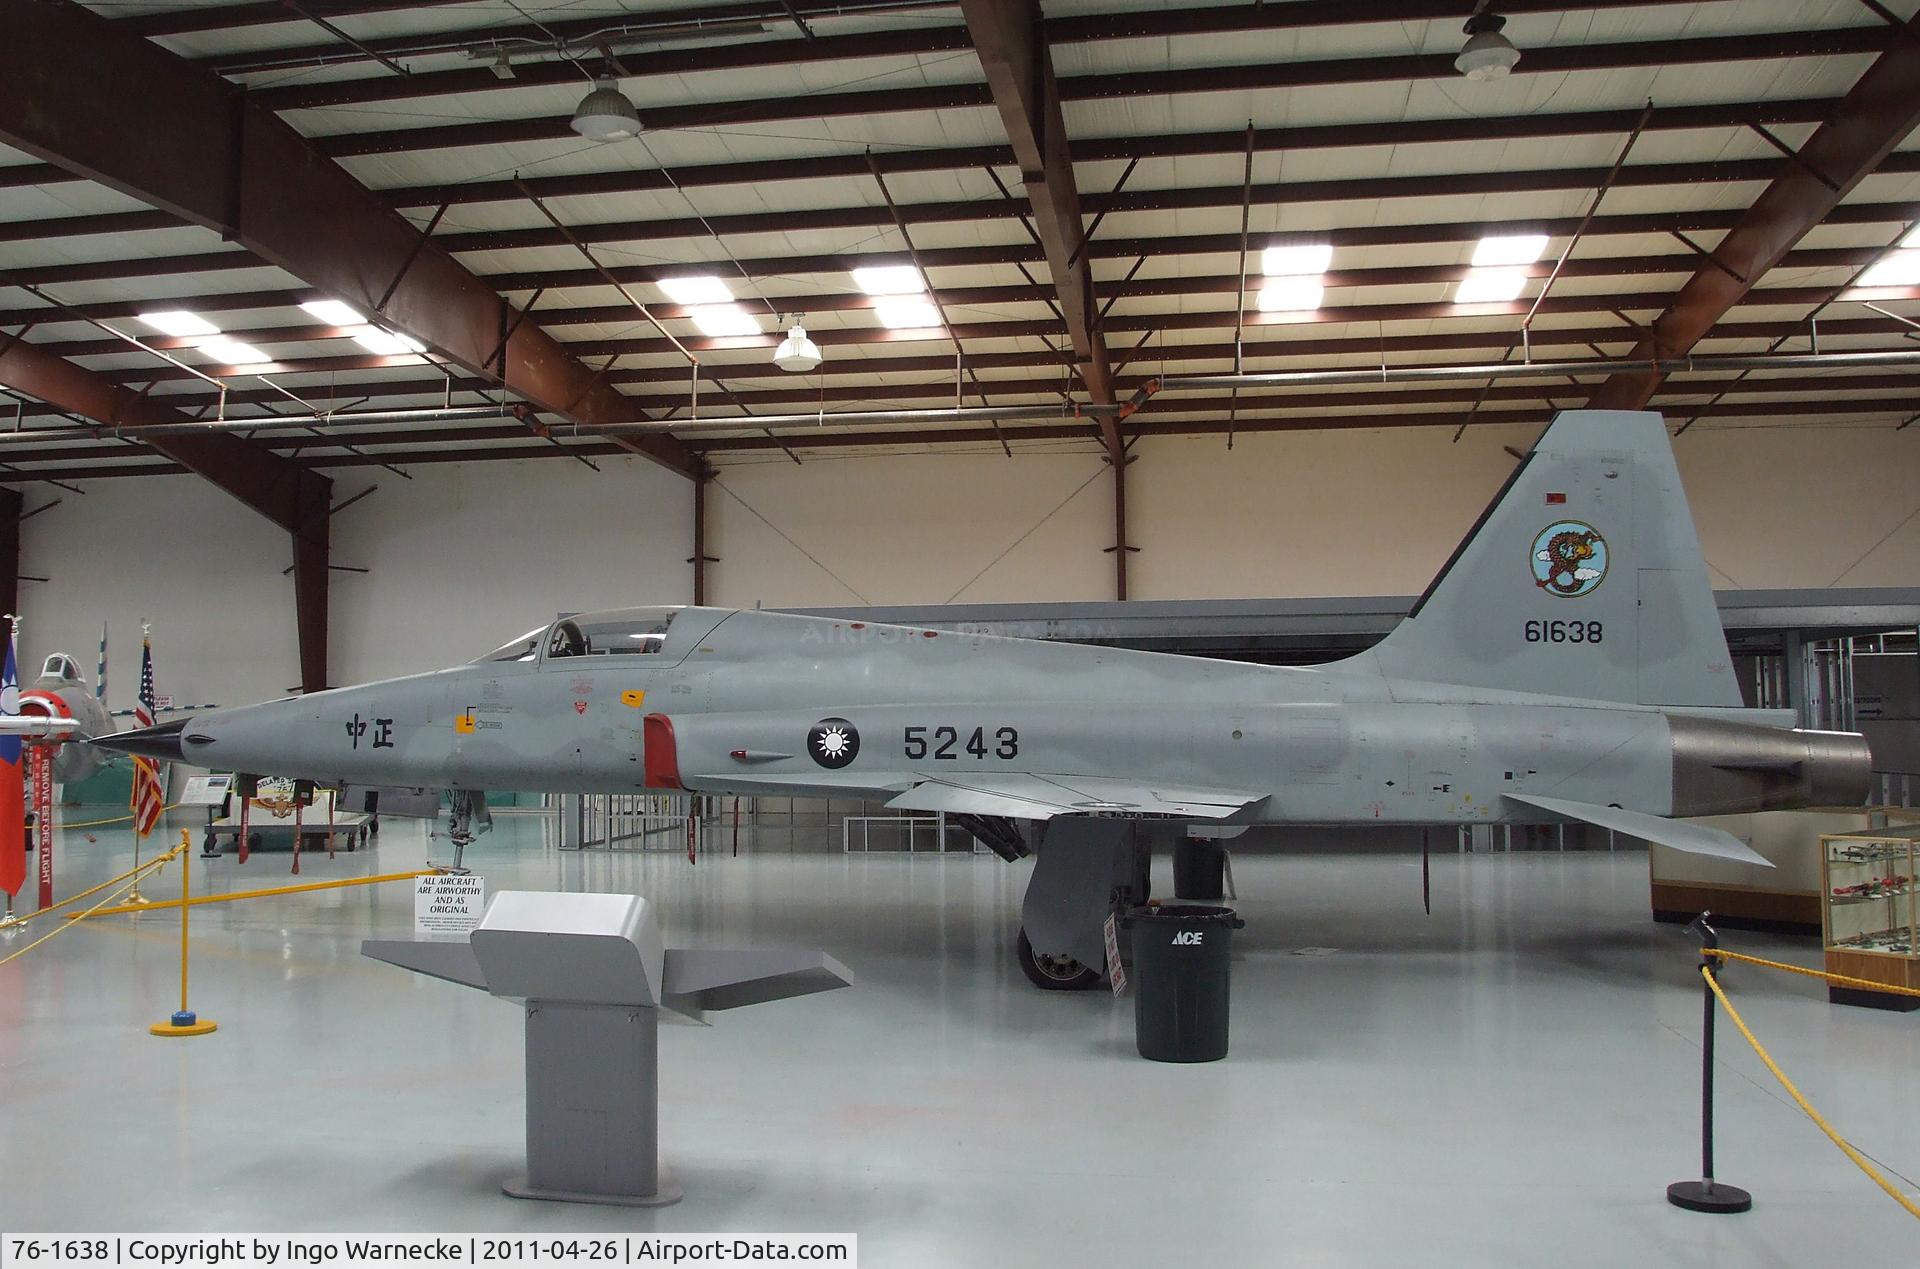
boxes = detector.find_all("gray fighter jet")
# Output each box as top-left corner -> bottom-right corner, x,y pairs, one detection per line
99,410 -> 1871,987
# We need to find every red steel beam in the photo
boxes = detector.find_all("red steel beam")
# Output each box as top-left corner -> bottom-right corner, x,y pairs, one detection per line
117,0 -> 476,38
197,0 -> 1704,80
961,0 -> 1117,442
0,484 -> 19,624
47,245 -> 1884,358
0,0 -> 697,480
13,172 -> 1918,299
1587,15 -> 1920,409
10,140 -> 1906,250
425,153 -> 1920,256
62,279 -> 1918,389
5,212 -> 1901,333
29,312 -> 1910,426
0,337 -> 333,690
278,25 -> 1900,159
0,389 -> 1905,478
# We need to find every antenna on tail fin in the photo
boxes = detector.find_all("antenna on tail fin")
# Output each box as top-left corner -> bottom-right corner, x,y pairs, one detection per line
1352,410 -> 1740,708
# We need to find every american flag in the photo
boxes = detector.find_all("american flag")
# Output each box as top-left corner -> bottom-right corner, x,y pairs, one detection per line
131,632 -> 163,838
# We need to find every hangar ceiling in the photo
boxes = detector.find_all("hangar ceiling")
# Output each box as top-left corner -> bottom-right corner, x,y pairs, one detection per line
0,0 -> 1913,483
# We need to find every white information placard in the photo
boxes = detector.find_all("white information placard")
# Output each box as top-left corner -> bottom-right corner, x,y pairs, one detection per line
179,774 -> 233,807
415,873 -> 486,937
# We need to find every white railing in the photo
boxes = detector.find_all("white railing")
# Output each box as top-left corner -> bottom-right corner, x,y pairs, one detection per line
842,812 -> 981,854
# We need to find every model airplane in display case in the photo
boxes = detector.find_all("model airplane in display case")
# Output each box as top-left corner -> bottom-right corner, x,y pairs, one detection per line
98,410 -> 1873,987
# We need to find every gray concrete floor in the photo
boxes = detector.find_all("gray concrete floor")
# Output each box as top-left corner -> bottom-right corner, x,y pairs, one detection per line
3,811 -> 1919,1265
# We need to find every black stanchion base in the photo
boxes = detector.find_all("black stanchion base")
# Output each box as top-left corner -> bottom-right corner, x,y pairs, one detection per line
1666,1180 -> 1752,1213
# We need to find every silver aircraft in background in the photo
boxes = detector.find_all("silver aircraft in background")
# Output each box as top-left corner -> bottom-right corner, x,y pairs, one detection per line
1,651 -> 112,784
99,410 -> 1872,987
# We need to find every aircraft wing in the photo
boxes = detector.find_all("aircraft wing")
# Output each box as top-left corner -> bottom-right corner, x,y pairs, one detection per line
690,766 -> 1264,821
0,717 -> 80,736
1503,793 -> 1772,867
887,774 -> 1266,821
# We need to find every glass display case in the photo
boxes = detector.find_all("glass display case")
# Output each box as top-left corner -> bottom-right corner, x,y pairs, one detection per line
1820,826 -> 1920,1011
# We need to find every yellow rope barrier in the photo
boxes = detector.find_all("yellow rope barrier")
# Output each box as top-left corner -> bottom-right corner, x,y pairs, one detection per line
0,841 -> 186,968
58,803 -> 186,831
1,845 -> 187,927
79,867 -> 442,919
1703,947 -> 1920,1000
1700,965 -> 1920,1221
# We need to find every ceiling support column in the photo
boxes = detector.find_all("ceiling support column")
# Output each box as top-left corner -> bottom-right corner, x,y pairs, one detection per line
1105,452 -> 1138,602
291,486 -> 331,695
0,485 -> 21,626
690,466 -> 717,606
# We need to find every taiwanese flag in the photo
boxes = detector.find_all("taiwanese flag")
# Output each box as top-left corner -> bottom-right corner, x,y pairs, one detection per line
0,627 -> 23,899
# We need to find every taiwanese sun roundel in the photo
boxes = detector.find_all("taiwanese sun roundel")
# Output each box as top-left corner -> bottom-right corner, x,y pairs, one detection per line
1531,520 -> 1608,598
809,717 -> 860,769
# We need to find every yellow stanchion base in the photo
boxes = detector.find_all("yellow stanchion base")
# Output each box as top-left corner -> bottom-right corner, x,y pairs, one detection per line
150,1014 -> 217,1037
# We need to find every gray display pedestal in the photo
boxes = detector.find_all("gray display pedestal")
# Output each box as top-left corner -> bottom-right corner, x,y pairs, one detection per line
364,890 -> 852,1208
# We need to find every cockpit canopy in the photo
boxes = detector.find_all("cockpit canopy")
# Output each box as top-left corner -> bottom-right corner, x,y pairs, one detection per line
40,654 -> 81,682
475,607 -> 683,664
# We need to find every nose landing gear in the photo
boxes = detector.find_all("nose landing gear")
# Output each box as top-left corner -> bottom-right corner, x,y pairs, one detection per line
442,789 -> 492,872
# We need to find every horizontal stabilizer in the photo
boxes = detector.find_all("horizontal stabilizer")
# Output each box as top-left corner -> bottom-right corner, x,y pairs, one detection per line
1504,793 -> 1772,867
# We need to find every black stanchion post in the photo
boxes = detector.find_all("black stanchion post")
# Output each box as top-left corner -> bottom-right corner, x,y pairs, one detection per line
1667,912 -> 1752,1214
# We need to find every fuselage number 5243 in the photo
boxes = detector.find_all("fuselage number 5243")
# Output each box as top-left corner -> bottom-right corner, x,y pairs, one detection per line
904,724 -> 1019,760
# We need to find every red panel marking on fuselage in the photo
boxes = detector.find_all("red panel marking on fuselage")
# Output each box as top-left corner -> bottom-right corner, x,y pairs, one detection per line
643,713 -> 684,790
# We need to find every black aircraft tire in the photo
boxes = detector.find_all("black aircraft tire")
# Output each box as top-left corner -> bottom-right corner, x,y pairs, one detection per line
1017,927 -> 1103,991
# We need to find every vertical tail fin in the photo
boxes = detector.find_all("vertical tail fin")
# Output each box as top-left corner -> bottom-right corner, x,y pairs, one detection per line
1358,410 -> 1740,707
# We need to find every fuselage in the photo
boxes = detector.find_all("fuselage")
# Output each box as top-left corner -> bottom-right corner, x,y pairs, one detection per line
138,606 -> 1872,828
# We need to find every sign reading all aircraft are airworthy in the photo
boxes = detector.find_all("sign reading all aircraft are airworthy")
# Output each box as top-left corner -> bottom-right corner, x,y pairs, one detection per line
415,873 -> 486,938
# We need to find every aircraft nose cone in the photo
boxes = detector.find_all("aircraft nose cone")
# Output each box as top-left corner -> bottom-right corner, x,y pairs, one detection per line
91,718 -> 192,763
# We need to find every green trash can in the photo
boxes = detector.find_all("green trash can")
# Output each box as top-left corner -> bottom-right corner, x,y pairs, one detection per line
1127,904 -> 1243,1062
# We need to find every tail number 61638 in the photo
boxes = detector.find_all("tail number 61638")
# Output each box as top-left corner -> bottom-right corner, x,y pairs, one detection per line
1525,619 -> 1603,644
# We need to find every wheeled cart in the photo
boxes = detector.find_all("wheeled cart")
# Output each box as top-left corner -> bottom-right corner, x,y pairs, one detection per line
202,787 -> 376,857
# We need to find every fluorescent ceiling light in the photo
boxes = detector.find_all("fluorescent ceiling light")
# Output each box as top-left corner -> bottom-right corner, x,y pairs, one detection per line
851,265 -> 925,296
1257,277 -> 1326,313
1454,267 -> 1530,305
300,299 -> 366,327
1260,243 -> 1333,277
351,327 -> 426,355
1902,225 -> 1920,248
875,297 -> 941,330
1858,250 -> 1920,288
689,305 -> 761,338
199,338 -> 270,366
137,310 -> 219,339
657,275 -> 732,306
1471,233 -> 1549,267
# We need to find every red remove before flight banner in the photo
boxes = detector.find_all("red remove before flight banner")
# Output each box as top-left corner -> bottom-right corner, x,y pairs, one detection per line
32,746 -> 52,910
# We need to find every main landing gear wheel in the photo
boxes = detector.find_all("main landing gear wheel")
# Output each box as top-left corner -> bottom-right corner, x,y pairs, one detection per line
1017,927 -> 1103,991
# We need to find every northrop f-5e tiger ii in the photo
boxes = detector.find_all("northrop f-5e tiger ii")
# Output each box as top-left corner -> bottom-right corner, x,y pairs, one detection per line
99,410 -> 1872,988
